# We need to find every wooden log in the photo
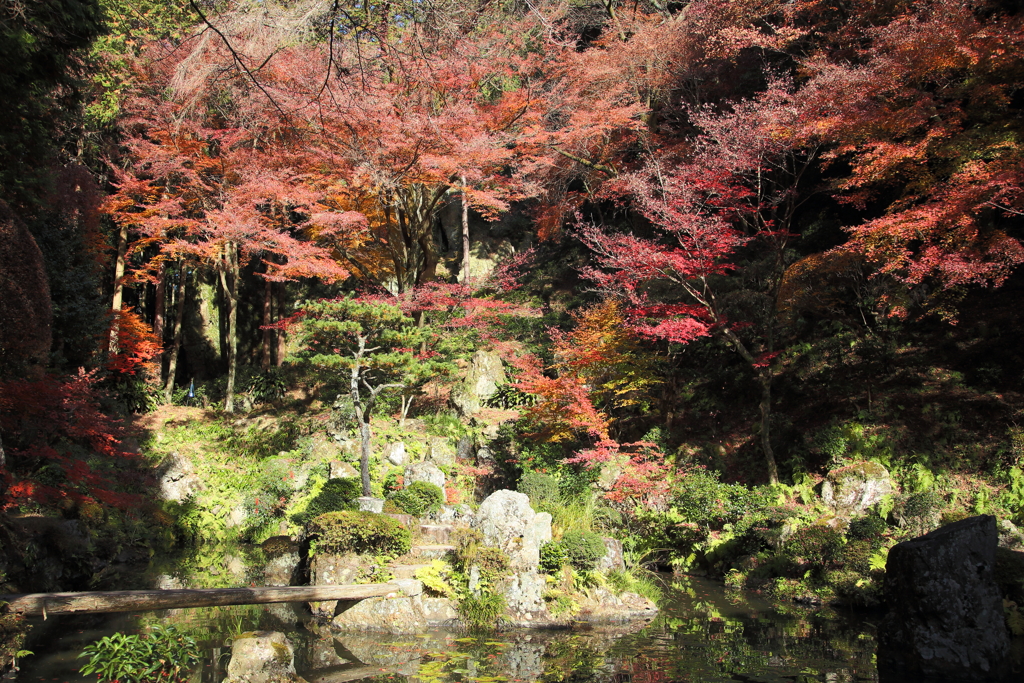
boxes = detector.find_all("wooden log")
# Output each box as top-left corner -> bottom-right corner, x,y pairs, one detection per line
307,664 -> 413,683
0,583 -> 402,616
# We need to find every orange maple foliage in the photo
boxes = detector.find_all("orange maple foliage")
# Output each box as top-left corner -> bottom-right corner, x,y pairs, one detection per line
106,308 -> 162,376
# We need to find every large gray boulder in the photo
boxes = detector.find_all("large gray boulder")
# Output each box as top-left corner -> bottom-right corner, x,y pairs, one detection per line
404,461 -> 446,490
383,442 -> 408,467
307,553 -> 367,619
224,631 -> 300,683
878,515 -> 1010,682
156,451 -> 201,502
821,461 -> 892,517
475,490 -> 552,572
451,349 -> 506,415
331,582 -> 458,634
424,436 -> 456,467
262,536 -> 301,587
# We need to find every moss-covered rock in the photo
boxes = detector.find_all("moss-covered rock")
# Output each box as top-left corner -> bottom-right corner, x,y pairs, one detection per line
821,461 -> 892,517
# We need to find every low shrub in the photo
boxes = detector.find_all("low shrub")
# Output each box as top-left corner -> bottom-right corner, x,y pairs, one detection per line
519,471 -> 560,510
539,540 -> 567,574
78,624 -> 201,683
847,513 -> 887,542
293,478 -> 361,524
673,467 -> 772,529
785,524 -> 845,567
842,539 -> 874,573
306,511 -> 411,557
387,481 -> 444,517
560,529 -> 607,571
450,527 -> 512,583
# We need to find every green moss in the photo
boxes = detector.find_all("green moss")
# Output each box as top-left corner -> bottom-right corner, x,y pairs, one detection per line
271,641 -> 291,664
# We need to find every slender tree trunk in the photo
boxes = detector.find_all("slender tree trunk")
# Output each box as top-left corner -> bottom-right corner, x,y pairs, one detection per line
153,260 -> 166,342
758,373 -> 779,485
274,282 -> 286,367
721,327 -> 780,484
220,243 -> 239,413
108,222 -> 129,355
462,174 -> 470,284
0,428 -> 7,506
163,264 -> 188,403
350,346 -> 372,497
261,276 -> 272,370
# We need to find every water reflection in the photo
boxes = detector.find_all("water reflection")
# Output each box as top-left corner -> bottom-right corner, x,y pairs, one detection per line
18,576 -> 879,683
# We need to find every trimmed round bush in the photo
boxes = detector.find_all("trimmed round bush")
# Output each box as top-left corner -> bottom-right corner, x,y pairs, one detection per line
294,477 -> 361,524
387,480 -> 444,516
560,529 -> 607,571
518,471 -> 560,510
306,510 -> 411,557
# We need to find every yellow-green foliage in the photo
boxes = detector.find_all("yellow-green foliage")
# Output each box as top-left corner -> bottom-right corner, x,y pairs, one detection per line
415,560 -> 457,598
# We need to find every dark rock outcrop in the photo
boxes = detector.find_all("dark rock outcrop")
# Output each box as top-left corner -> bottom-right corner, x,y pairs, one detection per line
878,515 -> 1011,682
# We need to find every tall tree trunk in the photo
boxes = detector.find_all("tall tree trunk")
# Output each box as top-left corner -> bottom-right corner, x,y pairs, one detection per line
721,327 -> 780,484
220,243 -> 239,413
274,281 -> 286,367
153,260 -> 167,342
108,222 -> 129,355
350,345 -> 372,497
261,274 -> 272,370
163,263 -> 188,403
462,174 -> 470,284
0,428 -> 7,506
758,373 -> 779,485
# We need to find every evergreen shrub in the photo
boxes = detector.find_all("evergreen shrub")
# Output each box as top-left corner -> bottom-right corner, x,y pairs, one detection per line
306,511 -> 411,557
293,477 -> 361,524
785,524 -> 845,566
560,529 -> 606,570
387,480 -> 444,516
539,540 -> 566,574
518,471 -> 560,510
673,467 -> 771,529
847,513 -> 886,542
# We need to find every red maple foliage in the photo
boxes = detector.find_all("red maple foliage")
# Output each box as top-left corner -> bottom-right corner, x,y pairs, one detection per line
0,369 -> 142,510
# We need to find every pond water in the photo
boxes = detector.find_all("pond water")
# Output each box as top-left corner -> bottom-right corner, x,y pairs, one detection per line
17,573 -> 880,683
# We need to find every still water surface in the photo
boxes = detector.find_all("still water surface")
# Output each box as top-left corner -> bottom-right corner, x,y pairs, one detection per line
19,575 -> 879,683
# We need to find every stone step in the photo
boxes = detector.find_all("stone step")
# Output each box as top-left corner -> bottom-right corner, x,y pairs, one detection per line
407,544 -> 454,560
389,563 -> 433,580
418,524 -> 455,545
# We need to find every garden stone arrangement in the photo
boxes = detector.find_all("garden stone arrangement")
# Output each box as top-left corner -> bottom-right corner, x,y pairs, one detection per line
302,488 -> 657,634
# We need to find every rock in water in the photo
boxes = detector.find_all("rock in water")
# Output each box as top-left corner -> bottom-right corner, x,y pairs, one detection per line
225,631 -> 303,683
878,515 -> 1010,682
821,461 -> 892,517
